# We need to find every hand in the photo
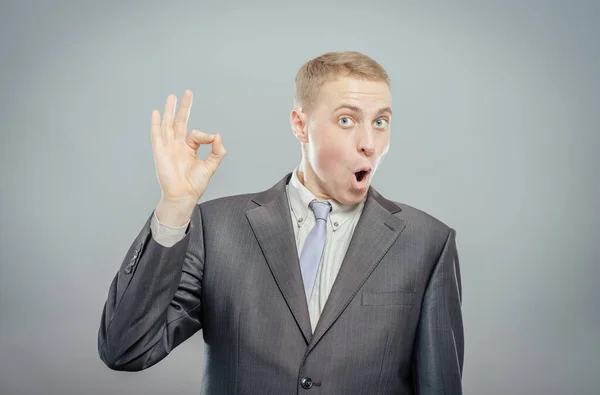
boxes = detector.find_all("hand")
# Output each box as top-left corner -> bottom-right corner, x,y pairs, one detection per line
151,90 -> 226,205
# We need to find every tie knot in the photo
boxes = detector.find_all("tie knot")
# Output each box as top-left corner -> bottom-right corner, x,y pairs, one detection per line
309,200 -> 332,222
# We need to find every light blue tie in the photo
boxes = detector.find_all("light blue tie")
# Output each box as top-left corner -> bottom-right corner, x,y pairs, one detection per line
299,199 -> 332,303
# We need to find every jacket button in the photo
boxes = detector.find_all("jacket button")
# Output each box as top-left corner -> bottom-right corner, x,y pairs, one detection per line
124,265 -> 133,274
300,377 -> 313,389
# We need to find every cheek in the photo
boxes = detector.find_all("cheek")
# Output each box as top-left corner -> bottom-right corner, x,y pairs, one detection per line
311,134 -> 347,174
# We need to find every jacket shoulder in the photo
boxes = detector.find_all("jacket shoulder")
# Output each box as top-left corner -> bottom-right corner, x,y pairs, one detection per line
197,174 -> 290,212
393,201 -> 454,240
196,192 -> 260,222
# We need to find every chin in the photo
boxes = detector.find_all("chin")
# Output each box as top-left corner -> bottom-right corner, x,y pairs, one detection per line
335,189 -> 368,205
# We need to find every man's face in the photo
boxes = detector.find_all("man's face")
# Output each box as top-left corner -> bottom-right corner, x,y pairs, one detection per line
292,76 -> 392,205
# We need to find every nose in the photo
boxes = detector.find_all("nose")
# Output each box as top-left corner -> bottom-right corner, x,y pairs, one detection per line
357,127 -> 375,156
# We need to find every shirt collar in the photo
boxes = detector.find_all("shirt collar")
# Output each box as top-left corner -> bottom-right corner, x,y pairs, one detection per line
287,167 -> 365,231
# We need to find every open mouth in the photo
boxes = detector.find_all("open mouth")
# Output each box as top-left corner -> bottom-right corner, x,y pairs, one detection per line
354,169 -> 371,183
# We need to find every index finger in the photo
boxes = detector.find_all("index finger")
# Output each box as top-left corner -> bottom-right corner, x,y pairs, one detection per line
174,89 -> 193,141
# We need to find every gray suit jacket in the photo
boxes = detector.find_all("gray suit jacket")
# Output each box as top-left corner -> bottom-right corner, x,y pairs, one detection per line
98,172 -> 464,394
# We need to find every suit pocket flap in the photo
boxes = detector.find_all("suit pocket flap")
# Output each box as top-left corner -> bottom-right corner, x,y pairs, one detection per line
362,290 -> 415,306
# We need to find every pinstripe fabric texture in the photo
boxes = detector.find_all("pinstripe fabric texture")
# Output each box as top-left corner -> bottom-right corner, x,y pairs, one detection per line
99,172 -> 464,394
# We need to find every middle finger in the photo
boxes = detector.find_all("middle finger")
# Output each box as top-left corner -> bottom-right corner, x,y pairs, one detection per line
174,89 -> 193,141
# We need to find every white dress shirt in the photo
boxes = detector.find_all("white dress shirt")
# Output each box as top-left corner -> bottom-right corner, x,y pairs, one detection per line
150,168 -> 366,331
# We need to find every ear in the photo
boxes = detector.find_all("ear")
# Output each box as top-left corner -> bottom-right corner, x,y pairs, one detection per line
290,107 -> 309,143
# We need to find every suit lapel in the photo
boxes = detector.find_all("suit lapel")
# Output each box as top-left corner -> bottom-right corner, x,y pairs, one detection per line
307,187 -> 406,353
245,173 -> 313,343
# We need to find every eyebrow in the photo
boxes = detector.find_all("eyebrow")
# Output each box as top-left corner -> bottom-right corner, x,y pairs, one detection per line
333,104 -> 393,116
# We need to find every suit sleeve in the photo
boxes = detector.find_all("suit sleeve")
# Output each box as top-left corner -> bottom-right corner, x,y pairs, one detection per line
413,228 -> 464,394
97,204 -> 205,371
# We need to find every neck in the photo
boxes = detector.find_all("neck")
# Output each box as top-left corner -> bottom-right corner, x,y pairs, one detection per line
293,162 -> 365,214
296,159 -> 330,201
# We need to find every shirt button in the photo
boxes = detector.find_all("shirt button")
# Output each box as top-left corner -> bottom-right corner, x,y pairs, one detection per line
298,217 -> 303,223
333,222 -> 339,227
300,377 -> 313,389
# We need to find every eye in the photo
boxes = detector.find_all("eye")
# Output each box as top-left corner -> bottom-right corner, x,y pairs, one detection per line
338,117 -> 355,127
374,118 -> 389,129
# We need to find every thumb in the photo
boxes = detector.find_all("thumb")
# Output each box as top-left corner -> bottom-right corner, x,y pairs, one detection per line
204,133 -> 227,174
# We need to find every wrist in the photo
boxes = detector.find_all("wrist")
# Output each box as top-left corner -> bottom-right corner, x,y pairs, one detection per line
155,198 -> 197,227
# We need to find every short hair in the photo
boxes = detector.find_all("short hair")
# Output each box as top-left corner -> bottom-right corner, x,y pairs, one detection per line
294,51 -> 391,113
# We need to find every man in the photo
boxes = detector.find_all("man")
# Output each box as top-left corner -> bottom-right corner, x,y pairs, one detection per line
98,51 -> 464,394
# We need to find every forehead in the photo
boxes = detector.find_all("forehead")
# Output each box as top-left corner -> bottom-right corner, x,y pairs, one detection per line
316,76 -> 391,110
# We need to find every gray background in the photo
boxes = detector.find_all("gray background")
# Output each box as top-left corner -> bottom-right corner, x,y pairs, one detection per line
1,1 -> 598,394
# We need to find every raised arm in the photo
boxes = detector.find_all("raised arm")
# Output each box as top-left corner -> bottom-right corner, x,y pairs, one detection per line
97,90 -> 226,370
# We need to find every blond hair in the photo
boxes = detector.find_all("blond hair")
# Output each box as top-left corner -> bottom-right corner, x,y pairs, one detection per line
294,51 -> 391,112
